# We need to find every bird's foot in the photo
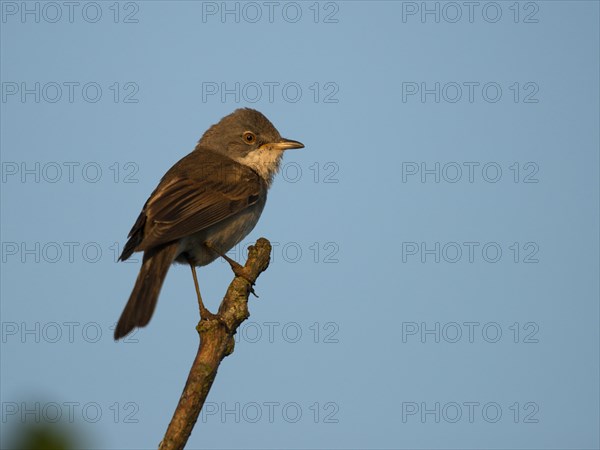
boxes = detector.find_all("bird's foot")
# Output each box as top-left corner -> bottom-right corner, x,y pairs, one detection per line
199,306 -> 232,333
230,264 -> 259,298
199,305 -> 218,322
205,241 -> 258,297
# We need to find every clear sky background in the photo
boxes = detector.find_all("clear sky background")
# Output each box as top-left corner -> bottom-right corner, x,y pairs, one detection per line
1,1 -> 599,449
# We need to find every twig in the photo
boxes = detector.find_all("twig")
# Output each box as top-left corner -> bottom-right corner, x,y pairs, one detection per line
158,238 -> 272,450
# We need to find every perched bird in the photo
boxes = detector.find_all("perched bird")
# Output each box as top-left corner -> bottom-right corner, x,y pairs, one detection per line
114,108 -> 304,340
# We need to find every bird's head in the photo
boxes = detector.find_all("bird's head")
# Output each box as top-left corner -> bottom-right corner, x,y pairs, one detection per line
196,108 -> 304,184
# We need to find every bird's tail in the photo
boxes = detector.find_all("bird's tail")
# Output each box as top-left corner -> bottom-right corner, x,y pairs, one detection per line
114,242 -> 179,340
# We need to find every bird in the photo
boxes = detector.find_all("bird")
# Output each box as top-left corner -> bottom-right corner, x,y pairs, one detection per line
114,108 -> 304,340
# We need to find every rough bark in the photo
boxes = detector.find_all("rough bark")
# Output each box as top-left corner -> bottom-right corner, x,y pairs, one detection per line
158,238 -> 272,450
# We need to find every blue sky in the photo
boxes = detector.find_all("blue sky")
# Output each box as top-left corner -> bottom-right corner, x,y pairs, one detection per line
1,1 -> 599,449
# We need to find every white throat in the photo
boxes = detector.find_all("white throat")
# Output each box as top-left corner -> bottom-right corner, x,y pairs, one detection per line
234,148 -> 284,186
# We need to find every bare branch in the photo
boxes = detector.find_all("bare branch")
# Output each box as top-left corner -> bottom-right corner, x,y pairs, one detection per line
158,238 -> 272,450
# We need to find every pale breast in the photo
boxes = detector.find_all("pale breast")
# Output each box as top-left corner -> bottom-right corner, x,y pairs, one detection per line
175,197 -> 266,266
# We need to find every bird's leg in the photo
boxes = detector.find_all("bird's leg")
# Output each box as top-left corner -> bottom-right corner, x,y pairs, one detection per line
205,241 -> 258,297
187,258 -> 218,321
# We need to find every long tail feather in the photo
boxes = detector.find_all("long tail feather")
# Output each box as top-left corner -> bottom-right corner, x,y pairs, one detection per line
114,243 -> 179,340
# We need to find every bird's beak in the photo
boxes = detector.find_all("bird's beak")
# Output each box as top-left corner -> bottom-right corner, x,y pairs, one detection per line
271,138 -> 304,151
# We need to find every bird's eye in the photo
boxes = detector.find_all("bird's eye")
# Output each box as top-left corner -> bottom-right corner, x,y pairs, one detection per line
243,132 -> 256,144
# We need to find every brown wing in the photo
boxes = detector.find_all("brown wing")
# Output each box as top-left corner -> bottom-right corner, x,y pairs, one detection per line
119,150 -> 264,260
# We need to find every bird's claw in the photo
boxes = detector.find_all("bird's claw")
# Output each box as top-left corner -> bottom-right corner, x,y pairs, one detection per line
231,265 -> 259,297
205,241 -> 259,297
199,307 -> 232,333
199,306 -> 218,322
